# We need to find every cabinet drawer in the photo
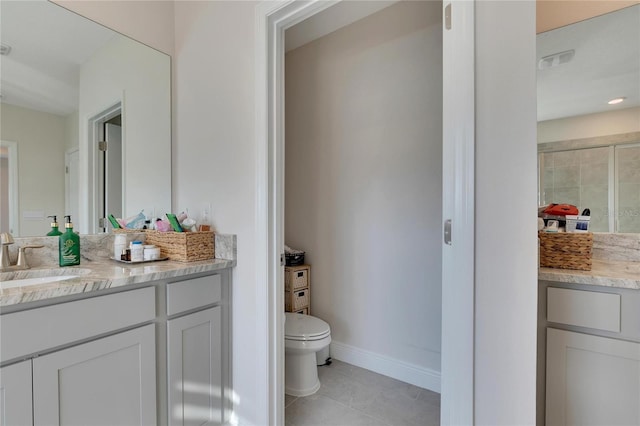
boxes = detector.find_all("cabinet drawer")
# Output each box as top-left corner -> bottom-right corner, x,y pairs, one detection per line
1,287 -> 155,363
285,288 -> 309,312
167,274 -> 221,316
547,287 -> 621,332
285,266 -> 310,291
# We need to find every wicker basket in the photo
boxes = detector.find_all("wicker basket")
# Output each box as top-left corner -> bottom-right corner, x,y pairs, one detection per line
285,288 -> 310,312
539,232 -> 593,271
145,230 -> 214,262
284,265 -> 310,291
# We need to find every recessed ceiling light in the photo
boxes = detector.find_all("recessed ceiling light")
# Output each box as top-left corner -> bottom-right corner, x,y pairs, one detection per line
608,97 -> 626,105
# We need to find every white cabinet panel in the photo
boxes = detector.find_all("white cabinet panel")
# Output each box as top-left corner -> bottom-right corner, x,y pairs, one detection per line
0,360 -> 32,426
546,328 -> 640,426
33,324 -> 156,426
168,307 -> 222,426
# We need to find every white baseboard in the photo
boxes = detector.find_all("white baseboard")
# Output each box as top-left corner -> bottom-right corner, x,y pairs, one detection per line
329,340 -> 441,393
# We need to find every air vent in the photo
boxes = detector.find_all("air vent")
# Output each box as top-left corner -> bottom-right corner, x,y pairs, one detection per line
0,43 -> 11,56
538,49 -> 575,70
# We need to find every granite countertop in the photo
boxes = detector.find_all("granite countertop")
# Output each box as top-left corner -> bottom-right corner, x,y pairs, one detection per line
539,259 -> 640,290
0,255 -> 236,307
0,257 -> 236,308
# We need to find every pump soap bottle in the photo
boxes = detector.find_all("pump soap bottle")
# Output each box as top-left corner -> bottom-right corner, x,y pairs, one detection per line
46,215 -> 63,236
59,215 -> 80,266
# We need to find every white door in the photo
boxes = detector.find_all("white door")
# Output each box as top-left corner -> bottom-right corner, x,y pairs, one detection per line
440,1 -> 475,424
65,149 -> 80,222
100,123 -> 123,232
168,307 -> 222,426
33,324 -> 156,426
0,360 -> 33,426
546,328 -> 640,426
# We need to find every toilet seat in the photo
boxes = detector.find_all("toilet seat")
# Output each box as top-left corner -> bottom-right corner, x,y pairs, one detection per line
285,312 -> 330,341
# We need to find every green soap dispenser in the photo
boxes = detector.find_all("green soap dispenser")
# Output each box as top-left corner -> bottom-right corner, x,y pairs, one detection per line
46,215 -> 63,236
59,215 -> 80,266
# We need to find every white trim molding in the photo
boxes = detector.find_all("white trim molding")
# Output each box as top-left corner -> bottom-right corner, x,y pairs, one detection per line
330,341 -> 441,393
255,1 -> 346,424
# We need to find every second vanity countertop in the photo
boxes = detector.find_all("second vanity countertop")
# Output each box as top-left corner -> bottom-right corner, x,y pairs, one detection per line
539,259 -> 640,290
0,257 -> 236,308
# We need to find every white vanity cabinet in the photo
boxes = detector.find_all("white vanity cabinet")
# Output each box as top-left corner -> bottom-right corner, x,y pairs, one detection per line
0,286 -> 157,426
540,283 -> 640,426
0,360 -> 33,426
166,274 -> 225,426
0,269 -> 232,426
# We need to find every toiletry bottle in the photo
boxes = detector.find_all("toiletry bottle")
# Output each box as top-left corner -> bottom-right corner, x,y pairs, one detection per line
130,241 -> 144,262
46,215 -> 63,236
59,215 -> 80,266
114,233 -> 127,260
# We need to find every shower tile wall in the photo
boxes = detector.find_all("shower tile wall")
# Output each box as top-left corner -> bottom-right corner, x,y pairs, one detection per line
617,146 -> 640,233
543,147 -> 609,232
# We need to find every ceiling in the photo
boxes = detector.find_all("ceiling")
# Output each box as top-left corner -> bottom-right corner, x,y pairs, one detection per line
537,4 -> 639,121
0,0 -> 116,116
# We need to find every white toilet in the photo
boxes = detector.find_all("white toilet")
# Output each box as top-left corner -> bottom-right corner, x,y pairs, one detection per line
284,312 -> 331,397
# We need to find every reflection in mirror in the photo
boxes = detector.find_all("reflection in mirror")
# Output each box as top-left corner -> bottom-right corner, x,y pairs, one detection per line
0,0 -> 171,237
537,4 -> 640,232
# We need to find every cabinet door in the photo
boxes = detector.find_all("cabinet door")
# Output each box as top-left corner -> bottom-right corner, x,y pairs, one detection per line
0,360 -> 33,426
546,328 -> 640,426
33,324 -> 156,426
168,307 -> 221,426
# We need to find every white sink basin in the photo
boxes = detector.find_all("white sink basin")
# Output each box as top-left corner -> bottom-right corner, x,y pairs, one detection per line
0,275 -> 80,290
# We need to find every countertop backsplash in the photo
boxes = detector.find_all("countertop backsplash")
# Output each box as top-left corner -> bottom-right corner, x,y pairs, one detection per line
6,232 -> 236,268
592,233 -> 640,262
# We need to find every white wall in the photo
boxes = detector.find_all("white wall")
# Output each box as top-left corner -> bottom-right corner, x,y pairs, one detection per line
475,1 -> 538,424
0,104 -> 66,236
538,107 -> 640,143
79,35 -> 171,232
173,2 -> 265,424
52,0 -> 174,56
284,0 -> 442,386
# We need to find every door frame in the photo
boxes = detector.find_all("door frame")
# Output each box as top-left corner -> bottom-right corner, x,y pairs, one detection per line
65,148 -> 80,224
85,102 -> 121,233
0,140 -> 19,235
255,1 -> 475,424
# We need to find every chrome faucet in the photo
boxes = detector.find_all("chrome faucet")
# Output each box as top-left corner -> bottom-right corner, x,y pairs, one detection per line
1,233 -> 44,271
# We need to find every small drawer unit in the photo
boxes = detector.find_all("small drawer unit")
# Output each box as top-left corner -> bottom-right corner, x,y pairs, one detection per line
284,264 -> 310,314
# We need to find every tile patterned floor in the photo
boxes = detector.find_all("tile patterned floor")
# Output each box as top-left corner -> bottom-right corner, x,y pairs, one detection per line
285,360 -> 440,426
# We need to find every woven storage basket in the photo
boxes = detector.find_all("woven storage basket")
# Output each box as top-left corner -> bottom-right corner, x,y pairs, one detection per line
145,230 -> 214,262
539,232 -> 593,271
284,265 -> 309,291
285,288 -> 310,312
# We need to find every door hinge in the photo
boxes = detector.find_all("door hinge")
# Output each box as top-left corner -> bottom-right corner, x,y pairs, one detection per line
98,217 -> 106,228
98,141 -> 107,151
444,219 -> 452,245
445,3 -> 452,30
280,253 -> 285,267
65,166 -> 69,174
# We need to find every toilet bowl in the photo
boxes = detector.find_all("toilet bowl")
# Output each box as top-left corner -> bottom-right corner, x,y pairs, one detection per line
284,312 -> 331,397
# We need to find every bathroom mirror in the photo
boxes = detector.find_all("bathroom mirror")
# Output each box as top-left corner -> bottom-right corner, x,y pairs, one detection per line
537,4 -> 640,232
0,0 -> 171,237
